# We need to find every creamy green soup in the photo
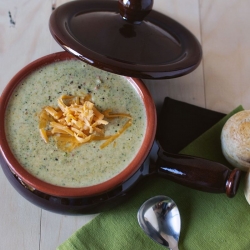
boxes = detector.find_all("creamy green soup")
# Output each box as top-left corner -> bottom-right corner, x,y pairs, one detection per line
5,59 -> 146,187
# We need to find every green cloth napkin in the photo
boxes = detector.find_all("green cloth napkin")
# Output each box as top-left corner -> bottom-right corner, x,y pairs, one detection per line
58,105 -> 250,250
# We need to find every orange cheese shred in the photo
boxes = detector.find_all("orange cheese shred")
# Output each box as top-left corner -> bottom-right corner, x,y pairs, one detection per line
39,95 -> 132,152
103,109 -> 132,119
100,119 -> 132,149
39,128 -> 49,143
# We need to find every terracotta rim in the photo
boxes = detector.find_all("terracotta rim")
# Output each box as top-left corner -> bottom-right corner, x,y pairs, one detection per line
0,51 -> 156,198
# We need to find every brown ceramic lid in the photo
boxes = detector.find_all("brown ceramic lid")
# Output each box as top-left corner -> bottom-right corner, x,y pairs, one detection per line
49,0 -> 202,79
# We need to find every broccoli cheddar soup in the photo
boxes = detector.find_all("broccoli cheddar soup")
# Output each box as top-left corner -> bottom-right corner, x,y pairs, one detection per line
5,59 -> 147,187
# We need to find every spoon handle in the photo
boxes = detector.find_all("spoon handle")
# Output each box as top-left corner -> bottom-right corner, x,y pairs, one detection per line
171,246 -> 179,250
156,149 -> 241,197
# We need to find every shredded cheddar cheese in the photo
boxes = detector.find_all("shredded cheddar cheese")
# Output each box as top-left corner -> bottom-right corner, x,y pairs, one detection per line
39,95 -> 132,152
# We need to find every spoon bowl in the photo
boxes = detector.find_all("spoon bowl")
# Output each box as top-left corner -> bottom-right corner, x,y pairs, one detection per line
137,195 -> 181,250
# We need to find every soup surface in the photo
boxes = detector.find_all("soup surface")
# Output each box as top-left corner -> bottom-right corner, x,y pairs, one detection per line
5,59 -> 146,187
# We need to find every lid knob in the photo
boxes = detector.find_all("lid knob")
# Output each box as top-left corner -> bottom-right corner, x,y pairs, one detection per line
118,0 -> 154,24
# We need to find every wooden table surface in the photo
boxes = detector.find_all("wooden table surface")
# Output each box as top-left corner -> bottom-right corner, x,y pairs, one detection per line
1,0 -> 250,249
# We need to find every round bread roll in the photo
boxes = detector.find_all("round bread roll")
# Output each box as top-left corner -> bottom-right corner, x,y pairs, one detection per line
221,110 -> 250,204
221,110 -> 250,171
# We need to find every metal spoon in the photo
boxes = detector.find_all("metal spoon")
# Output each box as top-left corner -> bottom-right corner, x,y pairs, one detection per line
137,195 -> 181,250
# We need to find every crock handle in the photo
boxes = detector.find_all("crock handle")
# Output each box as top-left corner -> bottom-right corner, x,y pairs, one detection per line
118,0 -> 154,24
156,148 -> 241,198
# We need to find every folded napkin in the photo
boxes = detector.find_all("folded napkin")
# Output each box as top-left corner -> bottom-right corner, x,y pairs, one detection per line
57,98 -> 250,250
